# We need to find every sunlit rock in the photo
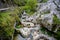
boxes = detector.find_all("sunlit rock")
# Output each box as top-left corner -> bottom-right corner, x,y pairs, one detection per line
33,31 -> 40,40
21,11 -> 29,22
20,27 -> 30,37
21,22 -> 34,27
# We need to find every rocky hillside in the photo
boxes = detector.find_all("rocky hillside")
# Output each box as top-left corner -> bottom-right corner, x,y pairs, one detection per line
0,0 -> 60,40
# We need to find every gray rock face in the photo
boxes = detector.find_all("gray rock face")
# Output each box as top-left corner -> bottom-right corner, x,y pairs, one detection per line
14,34 -> 27,40
15,0 -> 60,40
15,11 -> 56,40
36,0 -> 60,33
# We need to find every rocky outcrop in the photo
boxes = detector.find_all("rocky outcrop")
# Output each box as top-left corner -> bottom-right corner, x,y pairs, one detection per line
15,11 -> 56,40
15,0 -> 60,40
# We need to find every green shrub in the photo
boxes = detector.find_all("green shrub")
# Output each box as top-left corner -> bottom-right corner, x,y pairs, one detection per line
55,28 -> 60,40
53,14 -> 60,24
40,27 -> 52,36
0,8 -> 20,37
13,0 -> 26,6
16,25 -> 23,29
0,11 -> 14,37
13,0 -> 37,15
25,0 -> 37,15
26,0 -> 37,11
20,0 -> 37,15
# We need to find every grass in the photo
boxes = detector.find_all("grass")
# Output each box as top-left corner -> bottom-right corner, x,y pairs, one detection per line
0,11 -> 14,37
0,7 -> 20,37
15,0 -> 37,15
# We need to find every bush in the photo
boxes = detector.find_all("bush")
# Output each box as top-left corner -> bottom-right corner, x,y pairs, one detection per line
26,0 -> 37,11
21,0 -> 37,15
13,0 -> 37,15
0,11 -> 14,37
13,0 -> 27,6
53,14 -> 60,24
0,8 -> 20,37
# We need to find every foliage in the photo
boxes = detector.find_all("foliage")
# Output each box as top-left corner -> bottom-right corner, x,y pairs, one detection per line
0,8 -> 20,37
25,0 -> 37,15
15,20 -> 23,29
55,28 -> 60,40
13,0 -> 37,15
0,0 -> 37,38
40,27 -> 46,34
13,0 -> 27,6
53,14 -> 60,24
25,0 -> 37,11
40,27 -> 52,36
57,29 -> 60,35
0,11 -> 14,37
16,25 -> 23,29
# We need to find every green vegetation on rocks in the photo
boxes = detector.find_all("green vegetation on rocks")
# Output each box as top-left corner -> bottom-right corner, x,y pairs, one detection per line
13,0 -> 26,6
0,11 -> 14,37
40,27 -> 52,36
0,0 -> 37,39
13,0 -> 37,15
16,25 -> 23,29
0,7 -> 20,37
1,0 -> 60,40
53,14 -> 60,24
